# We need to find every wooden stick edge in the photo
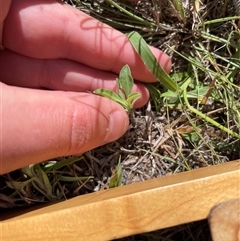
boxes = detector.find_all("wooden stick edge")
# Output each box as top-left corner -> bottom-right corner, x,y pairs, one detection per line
1,160 -> 240,241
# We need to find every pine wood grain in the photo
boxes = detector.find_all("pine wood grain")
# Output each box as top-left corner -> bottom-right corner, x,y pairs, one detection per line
1,160 -> 239,241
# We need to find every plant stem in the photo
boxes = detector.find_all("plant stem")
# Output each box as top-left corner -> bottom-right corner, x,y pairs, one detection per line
104,0 -> 157,28
183,78 -> 240,139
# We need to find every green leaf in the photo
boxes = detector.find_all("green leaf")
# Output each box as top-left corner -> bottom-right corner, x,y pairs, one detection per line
126,92 -> 141,106
94,88 -> 127,108
170,72 -> 190,83
6,178 -> 37,190
145,83 -> 162,111
45,156 -> 83,173
94,65 -> 141,112
118,65 -> 134,97
127,31 -> 178,92
181,132 -> 200,143
31,181 -> 57,201
35,164 -> 53,198
172,0 -> 186,24
58,175 -> 93,182
116,78 -> 126,100
109,157 -> 122,188
21,165 -> 35,178
187,86 -> 209,99
161,90 -> 179,99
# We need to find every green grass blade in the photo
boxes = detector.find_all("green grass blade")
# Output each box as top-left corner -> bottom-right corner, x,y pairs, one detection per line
31,181 -> 57,201
58,175 -> 93,182
21,165 -> 35,178
35,164 -> 53,198
6,178 -> 37,190
183,78 -> 240,139
172,0 -> 186,24
145,83 -> 162,111
45,156 -> 83,173
127,31 -> 178,92
104,0 -> 156,28
109,156 -> 122,188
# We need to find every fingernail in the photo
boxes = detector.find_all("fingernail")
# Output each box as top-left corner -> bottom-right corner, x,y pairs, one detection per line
103,110 -> 129,143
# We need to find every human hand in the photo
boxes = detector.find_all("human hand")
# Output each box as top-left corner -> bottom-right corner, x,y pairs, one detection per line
0,0 -> 172,174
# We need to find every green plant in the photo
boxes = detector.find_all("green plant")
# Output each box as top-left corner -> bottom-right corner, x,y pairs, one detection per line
94,65 -> 141,112
95,29 -> 240,140
94,31 -> 178,112
2,0 -> 240,220
109,156 -> 122,188
127,31 -> 178,92
3,157 -> 93,205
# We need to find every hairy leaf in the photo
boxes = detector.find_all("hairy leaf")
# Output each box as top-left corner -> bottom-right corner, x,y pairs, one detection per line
118,65 -> 134,97
127,31 -> 178,92
94,88 -> 127,108
126,92 -> 141,106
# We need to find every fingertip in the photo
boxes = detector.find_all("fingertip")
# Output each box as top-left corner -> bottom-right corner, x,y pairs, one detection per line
132,84 -> 149,108
103,108 -> 129,144
149,46 -> 172,74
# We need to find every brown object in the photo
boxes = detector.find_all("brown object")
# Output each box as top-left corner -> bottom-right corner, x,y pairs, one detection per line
209,198 -> 240,241
0,160 -> 239,241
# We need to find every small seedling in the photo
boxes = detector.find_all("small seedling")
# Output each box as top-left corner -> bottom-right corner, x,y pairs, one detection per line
94,64 -> 141,112
109,156 -> 122,188
94,31 -> 178,112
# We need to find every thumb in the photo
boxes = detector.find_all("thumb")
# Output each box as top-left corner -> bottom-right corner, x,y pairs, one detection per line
0,0 -> 12,44
1,83 -> 129,174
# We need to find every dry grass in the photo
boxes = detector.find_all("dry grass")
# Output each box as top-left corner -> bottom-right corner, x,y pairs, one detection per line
115,220 -> 211,241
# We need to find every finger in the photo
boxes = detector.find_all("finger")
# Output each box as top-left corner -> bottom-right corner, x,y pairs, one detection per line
0,0 -> 12,44
0,49 -> 149,108
0,83 -> 129,174
3,0 -> 171,82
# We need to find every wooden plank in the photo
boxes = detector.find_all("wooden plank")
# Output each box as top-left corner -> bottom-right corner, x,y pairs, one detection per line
1,160 -> 239,241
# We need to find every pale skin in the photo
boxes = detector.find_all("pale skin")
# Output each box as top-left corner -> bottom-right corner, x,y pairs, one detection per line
0,0 -> 172,174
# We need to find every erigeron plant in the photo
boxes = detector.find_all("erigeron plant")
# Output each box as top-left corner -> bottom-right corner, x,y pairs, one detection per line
94,64 -> 141,112
94,31 -> 240,139
94,31 -> 178,112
